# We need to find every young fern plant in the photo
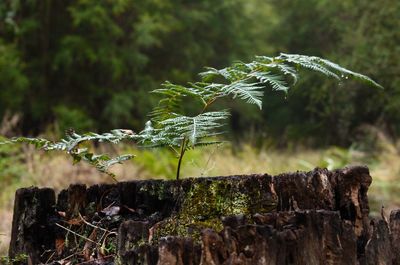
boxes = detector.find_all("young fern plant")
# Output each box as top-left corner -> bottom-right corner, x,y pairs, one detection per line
0,53 -> 382,180
138,53 -> 382,180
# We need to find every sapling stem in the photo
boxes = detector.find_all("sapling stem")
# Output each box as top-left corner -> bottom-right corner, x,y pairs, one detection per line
176,137 -> 187,180
175,95 -> 219,180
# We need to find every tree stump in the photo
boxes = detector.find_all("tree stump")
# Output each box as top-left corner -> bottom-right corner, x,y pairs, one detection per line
8,166 -> 400,264
9,187 -> 56,264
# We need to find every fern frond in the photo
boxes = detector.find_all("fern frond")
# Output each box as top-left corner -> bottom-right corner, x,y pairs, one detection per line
189,82 -> 224,102
199,67 -> 222,81
259,61 -> 299,84
277,53 -> 340,79
249,71 -> 289,93
160,111 -> 229,145
221,80 -> 264,109
317,57 -> 383,88
185,140 -> 225,150
1,129 -> 138,178
150,81 -> 220,120
70,148 -> 134,181
137,120 -> 173,147
1,137 -> 52,149
140,111 -> 229,148
200,65 -> 249,83
58,129 -> 138,152
277,53 -> 383,88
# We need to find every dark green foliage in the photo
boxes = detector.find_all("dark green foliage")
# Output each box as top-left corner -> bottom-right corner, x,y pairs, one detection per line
0,253 -> 28,264
0,42 -> 28,120
0,0 -> 260,134
53,105 -> 94,133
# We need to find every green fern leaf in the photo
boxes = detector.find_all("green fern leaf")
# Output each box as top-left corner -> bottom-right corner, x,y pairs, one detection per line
1,137 -> 53,149
221,81 -> 264,109
277,53 -> 383,88
249,71 -> 289,93
141,111 -> 229,148
0,129 -> 138,179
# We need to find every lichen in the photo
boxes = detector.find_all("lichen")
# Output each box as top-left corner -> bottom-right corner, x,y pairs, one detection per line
139,181 -> 171,201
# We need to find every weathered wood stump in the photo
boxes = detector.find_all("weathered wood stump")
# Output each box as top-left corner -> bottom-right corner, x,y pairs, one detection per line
9,187 -> 56,264
8,166 -> 400,264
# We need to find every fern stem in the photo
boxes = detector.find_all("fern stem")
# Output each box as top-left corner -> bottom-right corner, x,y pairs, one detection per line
176,137 -> 186,180
109,173 -> 119,183
201,102 -> 210,114
201,97 -> 216,114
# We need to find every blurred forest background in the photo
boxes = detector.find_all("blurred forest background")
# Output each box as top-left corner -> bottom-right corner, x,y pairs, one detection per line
0,0 -> 399,255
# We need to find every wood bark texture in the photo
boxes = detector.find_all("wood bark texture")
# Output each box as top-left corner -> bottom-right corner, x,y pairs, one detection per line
8,166 -> 399,264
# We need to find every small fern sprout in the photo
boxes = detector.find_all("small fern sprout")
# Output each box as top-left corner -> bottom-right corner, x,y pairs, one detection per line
145,53 -> 382,180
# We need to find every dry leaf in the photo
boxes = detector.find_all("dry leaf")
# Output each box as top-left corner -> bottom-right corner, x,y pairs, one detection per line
83,228 -> 97,261
55,238 -> 65,255
101,205 -> 120,216
58,211 -> 66,218
122,205 -> 136,213
148,227 -> 154,243
148,221 -> 162,243
66,217 -> 83,226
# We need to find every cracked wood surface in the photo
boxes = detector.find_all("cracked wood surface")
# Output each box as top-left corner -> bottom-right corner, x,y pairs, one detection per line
9,166 -> 398,264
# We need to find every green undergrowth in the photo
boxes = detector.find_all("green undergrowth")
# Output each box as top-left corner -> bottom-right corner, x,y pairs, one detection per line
0,253 -> 28,265
0,136 -> 31,208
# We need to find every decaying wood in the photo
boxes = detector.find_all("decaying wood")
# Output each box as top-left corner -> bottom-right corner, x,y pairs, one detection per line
390,210 -> 400,265
9,187 -> 56,264
8,166 -> 400,264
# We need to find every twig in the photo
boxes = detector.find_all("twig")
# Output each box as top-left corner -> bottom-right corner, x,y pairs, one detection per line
44,251 -> 56,264
100,231 -> 117,255
76,255 -> 114,265
78,213 -> 117,236
58,250 -> 84,264
55,223 -> 100,246
381,205 -> 389,227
